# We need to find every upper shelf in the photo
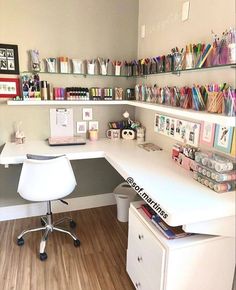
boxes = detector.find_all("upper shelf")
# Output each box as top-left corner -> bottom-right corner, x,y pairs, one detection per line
7,100 -> 235,126
20,63 -> 236,78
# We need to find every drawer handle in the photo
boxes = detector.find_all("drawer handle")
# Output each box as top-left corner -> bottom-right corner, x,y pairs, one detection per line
137,256 -> 143,263
138,234 -> 144,240
135,282 -> 141,288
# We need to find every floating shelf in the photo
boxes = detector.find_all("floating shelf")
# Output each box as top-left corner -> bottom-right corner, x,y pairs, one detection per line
20,63 -> 235,78
7,100 -> 235,126
7,100 -> 129,106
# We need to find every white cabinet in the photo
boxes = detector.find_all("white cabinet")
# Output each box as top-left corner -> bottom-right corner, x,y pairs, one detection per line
127,201 -> 235,290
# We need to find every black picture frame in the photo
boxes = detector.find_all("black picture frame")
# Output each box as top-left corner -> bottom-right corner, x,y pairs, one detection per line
0,43 -> 19,75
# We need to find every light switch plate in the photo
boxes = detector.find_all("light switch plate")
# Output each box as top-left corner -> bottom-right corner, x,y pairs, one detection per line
182,1 -> 190,21
141,25 -> 145,38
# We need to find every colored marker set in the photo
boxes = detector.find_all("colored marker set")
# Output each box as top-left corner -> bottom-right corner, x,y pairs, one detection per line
193,151 -> 236,193
90,87 -> 113,100
65,87 -> 89,101
134,83 -> 235,115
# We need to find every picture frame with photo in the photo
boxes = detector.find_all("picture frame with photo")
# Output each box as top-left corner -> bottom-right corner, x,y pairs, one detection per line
200,121 -> 215,147
82,108 -> 93,121
89,121 -> 99,131
214,125 -> 234,153
76,121 -> 87,134
0,44 -> 19,74
0,78 -> 20,98
154,114 -> 200,147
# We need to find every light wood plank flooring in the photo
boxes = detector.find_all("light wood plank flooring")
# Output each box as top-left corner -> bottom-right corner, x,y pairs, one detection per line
0,205 -> 135,290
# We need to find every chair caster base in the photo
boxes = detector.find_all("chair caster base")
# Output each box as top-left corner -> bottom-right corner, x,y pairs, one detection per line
74,239 -> 81,247
17,237 -> 24,246
70,220 -> 76,228
39,252 -> 48,261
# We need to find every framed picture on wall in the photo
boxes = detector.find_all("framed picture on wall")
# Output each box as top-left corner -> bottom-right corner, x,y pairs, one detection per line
200,121 -> 215,147
82,108 -> 93,121
214,125 -> 233,153
76,121 -> 87,133
0,78 -> 20,98
0,44 -> 19,74
89,121 -> 99,131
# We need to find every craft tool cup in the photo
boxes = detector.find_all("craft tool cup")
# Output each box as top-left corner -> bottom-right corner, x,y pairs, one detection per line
207,91 -> 223,113
173,52 -> 183,71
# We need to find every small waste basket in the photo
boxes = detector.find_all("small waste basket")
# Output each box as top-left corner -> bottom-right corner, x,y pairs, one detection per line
113,182 -> 136,222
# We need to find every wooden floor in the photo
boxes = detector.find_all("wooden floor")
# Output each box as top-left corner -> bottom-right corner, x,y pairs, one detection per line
0,205 -> 135,290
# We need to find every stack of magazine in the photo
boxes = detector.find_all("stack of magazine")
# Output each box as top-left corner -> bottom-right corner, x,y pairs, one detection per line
141,203 -> 192,239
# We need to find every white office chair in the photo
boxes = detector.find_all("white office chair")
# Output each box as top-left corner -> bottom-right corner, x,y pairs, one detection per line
16,155 -> 80,261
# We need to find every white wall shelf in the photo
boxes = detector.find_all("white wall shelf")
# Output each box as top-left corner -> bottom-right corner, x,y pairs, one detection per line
7,100 -> 235,126
128,101 -> 236,127
7,100 -> 129,106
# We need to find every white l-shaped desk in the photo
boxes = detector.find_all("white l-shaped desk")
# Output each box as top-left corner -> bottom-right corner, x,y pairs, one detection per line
0,139 -> 235,236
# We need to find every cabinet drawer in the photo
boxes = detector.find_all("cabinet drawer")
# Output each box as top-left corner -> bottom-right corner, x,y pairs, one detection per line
127,249 -> 154,290
127,209 -> 166,290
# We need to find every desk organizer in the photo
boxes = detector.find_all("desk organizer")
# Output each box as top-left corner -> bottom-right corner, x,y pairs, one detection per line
194,152 -> 235,172
193,171 -> 235,193
193,151 -> 235,193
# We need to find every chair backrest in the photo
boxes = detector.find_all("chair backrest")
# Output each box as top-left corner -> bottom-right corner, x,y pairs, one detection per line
17,155 -> 77,202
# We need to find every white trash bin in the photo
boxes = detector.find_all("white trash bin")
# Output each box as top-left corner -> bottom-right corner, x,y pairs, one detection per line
113,182 -> 136,222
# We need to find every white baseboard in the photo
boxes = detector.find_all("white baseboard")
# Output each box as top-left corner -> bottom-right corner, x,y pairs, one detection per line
0,193 -> 116,221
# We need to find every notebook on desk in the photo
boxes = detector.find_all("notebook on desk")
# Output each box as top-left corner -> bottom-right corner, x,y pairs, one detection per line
48,136 -> 86,146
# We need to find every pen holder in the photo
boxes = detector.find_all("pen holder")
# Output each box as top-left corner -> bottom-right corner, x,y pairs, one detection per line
89,130 -> 98,141
207,91 -> 223,113
132,64 -> 138,76
114,65 -> 121,76
87,62 -> 95,75
150,60 -> 157,74
46,58 -> 57,73
156,57 -> 164,73
114,87 -> 123,100
222,96 -> 236,116
165,55 -> 173,72
173,52 -> 183,71
59,57 -> 69,73
228,43 -> 236,64
126,64 -> 132,76
72,59 -> 83,74
185,53 -> 195,69
100,64 -> 108,75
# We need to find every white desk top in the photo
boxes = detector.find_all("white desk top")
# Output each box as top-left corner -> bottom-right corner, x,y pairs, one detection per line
0,139 -> 235,227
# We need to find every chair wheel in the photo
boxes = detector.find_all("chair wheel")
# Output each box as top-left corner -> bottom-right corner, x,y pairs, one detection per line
70,220 -> 76,228
39,252 -> 47,261
74,239 -> 80,247
17,237 -> 24,246
41,218 -> 46,226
